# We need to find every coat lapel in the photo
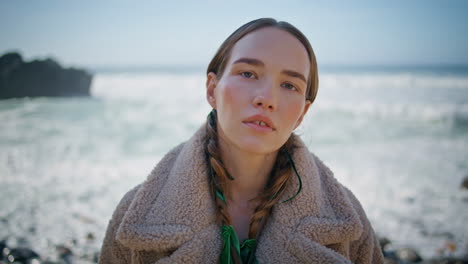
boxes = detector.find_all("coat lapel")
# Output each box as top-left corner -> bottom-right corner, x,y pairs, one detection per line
256,135 -> 363,263
115,124 -> 364,263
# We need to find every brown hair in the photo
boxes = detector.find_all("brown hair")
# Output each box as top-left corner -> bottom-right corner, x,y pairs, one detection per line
205,18 -> 318,244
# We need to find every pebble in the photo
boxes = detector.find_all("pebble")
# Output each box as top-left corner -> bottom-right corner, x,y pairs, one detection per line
379,237 -> 392,251
56,244 -> 73,264
85,232 -> 95,241
396,247 -> 423,262
461,176 -> 468,190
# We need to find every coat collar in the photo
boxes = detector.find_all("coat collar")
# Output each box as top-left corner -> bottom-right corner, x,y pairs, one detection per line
115,124 -> 363,262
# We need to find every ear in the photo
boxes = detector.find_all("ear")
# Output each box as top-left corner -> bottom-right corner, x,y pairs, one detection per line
293,100 -> 311,130
206,72 -> 217,109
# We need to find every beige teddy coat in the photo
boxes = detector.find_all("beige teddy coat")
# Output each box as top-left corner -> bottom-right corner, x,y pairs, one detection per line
99,124 -> 384,264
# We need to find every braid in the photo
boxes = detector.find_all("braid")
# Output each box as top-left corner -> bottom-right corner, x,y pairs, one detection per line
205,110 -> 232,226
248,137 -> 296,238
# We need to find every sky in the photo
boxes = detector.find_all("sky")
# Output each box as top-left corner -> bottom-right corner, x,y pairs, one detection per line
1,0 -> 468,69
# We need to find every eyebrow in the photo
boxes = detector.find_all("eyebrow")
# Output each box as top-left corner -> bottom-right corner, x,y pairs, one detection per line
281,70 -> 307,84
233,57 -> 264,67
232,57 -> 307,84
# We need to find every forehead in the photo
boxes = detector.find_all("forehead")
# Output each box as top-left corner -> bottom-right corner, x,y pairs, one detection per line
228,27 -> 310,77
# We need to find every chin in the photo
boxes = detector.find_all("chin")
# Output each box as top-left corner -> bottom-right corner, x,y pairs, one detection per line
235,137 -> 280,155
218,124 -> 283,155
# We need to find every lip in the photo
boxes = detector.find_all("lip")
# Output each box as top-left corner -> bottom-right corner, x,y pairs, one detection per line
242,114 -> 276,132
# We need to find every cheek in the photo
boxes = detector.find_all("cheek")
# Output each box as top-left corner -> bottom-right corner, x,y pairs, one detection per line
217,79 -> 248,111
281,97 -> 305,128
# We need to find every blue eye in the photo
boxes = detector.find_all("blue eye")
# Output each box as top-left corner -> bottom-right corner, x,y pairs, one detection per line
282,82 -> 298,91
240,71 -> 255,79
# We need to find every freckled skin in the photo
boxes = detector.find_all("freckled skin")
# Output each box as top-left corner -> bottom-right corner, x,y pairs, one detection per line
207,27 -> 311,155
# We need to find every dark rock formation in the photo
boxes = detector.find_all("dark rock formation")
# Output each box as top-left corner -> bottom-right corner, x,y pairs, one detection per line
0,52 -> 92,99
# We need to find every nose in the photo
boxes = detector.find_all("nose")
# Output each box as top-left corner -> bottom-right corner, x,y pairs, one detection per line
252,80 -> 277,111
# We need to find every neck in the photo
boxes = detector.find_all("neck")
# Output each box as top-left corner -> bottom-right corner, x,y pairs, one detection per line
218,136 -> 278,204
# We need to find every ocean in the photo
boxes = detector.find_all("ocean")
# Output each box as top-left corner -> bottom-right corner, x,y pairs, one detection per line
1,65 -> 467,262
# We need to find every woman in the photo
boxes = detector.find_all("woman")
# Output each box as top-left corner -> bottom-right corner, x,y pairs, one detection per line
99,18 -> 384,264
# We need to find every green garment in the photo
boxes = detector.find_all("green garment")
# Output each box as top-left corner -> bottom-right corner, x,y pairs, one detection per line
220,225 -> 258,264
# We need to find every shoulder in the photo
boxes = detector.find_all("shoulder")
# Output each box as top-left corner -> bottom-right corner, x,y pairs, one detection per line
308,152 -> 384,263
100,141 -> 188,263
99,184 -> 141,264
309,152 -> 370,229
112,184 -> 142,221
111,140 -> 189,223
344,184 -> 384,263
146,141 -> 186,179
113,141 -> 187,218
105,184 -> 142,242
309,152 -> 384,263
340,186 -> 369,224
304,150 -> 360,208
307,150 -> 370,225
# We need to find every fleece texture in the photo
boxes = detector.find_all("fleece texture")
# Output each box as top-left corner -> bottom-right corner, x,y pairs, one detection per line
99,124 -> 384,264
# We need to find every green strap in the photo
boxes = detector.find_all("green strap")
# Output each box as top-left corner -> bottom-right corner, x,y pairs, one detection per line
216,189 -> 226,203
282,151 -> 303,203
270,151 -> 303,203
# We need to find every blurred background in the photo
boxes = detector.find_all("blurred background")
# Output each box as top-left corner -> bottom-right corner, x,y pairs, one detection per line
1,0 -> 467,263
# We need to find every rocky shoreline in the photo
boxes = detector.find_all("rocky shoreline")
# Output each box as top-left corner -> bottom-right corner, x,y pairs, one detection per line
1,236 -> 98,264
1,235 -> 467,264
378,236 -> 468,264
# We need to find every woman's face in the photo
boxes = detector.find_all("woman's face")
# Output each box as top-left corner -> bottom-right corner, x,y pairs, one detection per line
206,27 -> 311,155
